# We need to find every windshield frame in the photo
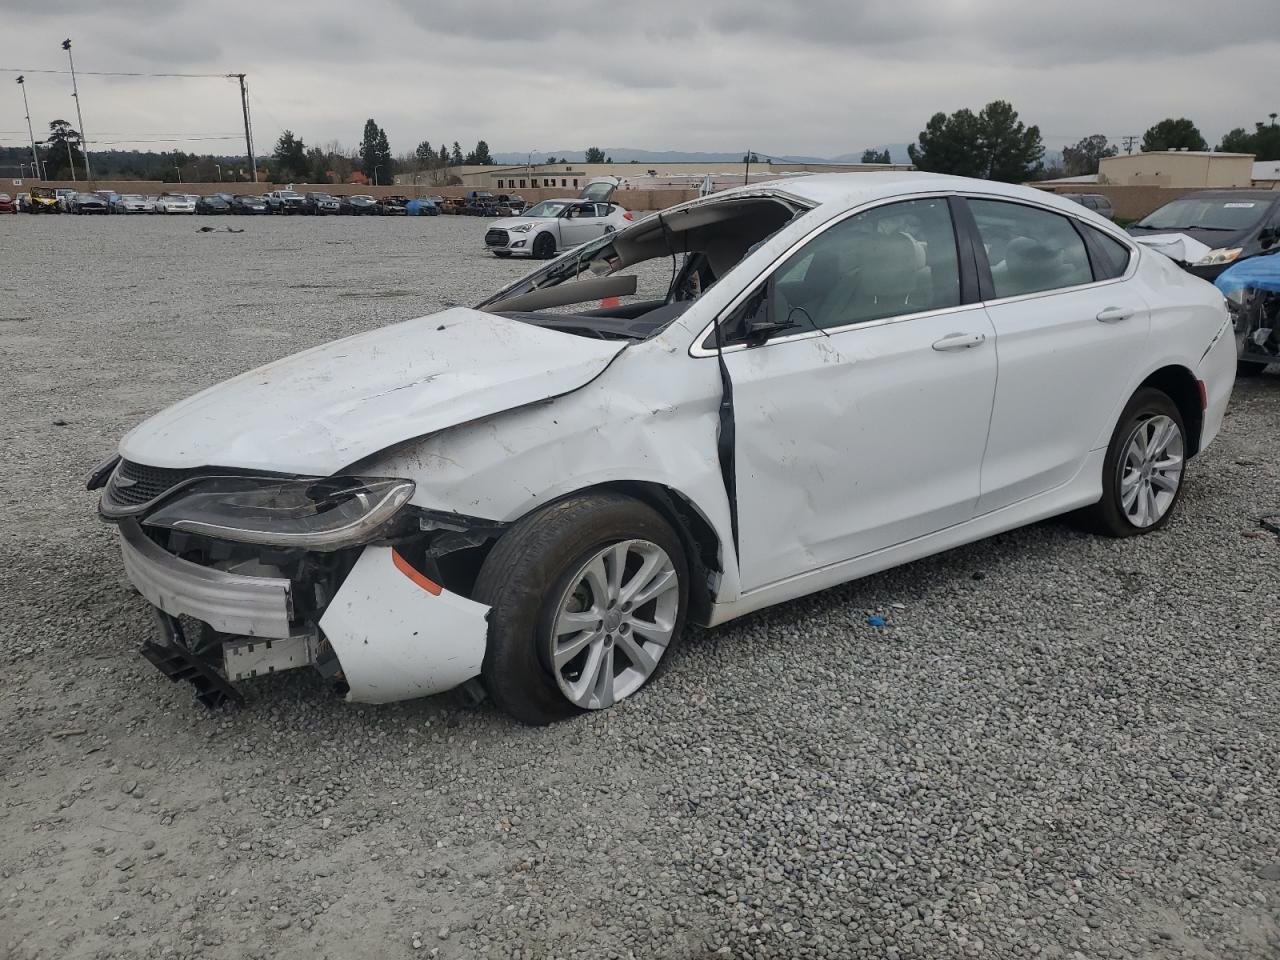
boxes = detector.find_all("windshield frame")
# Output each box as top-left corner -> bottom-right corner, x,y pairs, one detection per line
522,200 -> 573,219
1134,196 -> 1271,232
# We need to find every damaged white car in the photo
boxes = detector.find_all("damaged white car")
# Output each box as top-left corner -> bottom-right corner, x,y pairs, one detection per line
92,173 -> 1236,724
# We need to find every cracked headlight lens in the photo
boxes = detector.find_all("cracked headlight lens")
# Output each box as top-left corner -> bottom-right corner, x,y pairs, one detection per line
145,476 -> 415,551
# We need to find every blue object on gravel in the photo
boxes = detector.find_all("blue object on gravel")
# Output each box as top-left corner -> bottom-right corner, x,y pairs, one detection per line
867,615 -> 886,627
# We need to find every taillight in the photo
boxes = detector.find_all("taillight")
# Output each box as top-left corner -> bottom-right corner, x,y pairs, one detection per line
623,211 -> 633,220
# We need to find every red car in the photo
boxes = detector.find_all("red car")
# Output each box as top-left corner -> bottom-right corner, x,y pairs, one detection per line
0,193 -> 17,214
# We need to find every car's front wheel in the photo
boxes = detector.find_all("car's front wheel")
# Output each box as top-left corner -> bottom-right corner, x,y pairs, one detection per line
532,232 -> 556,259
1080,387 -> 1187,537
473,492 -> 689,724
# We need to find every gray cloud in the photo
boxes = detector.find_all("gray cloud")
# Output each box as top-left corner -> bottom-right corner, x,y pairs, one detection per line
2,0 -> 1276,160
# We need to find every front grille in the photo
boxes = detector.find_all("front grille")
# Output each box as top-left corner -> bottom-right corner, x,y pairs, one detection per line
106,460 -> 207,508
485,229 -> 509,248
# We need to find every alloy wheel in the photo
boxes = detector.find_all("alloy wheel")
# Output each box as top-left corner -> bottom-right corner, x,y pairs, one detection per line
1118,414 -> 1184,528
549,539 -> 679,709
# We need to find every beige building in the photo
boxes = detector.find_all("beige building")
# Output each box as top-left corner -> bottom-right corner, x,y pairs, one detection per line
397,159 -> 912,193
1098,151 -> 1254,188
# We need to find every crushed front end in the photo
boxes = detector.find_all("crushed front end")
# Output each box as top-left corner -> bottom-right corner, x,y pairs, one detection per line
92,457 -> 496,708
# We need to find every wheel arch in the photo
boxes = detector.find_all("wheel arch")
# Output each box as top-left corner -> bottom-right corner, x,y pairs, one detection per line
1137,364 -> 1204,456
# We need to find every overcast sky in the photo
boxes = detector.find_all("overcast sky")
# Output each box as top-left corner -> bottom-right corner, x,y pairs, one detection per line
3,0 -> 1278,160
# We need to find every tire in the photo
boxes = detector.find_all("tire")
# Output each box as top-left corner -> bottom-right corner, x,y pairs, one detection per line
1078,387 -> 1187,537
532,232 -> 556,260
473,492 -> 689,725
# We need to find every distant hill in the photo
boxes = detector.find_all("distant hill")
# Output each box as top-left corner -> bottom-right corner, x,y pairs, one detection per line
490,147 -> 863,165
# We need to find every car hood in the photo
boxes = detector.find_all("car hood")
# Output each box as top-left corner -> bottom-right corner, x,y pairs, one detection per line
119,308 -> 626,476
491,216 -> 552,230
1127,224 -> 1250,248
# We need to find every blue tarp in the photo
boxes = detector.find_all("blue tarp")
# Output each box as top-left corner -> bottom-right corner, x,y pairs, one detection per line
405,199 -> 436,216
1215,253 -> 1280,299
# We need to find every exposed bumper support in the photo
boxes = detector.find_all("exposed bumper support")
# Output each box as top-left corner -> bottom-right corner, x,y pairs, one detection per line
320,545 -> 490,704
118,520 -> 293,638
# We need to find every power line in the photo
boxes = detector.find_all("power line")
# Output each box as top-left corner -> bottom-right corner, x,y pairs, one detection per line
0,67 -> 235,79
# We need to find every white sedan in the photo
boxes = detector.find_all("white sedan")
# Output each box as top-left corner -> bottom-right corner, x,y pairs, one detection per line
154,194 -> 196,214
93,173 -> 1235,722
484,199 -> 632,258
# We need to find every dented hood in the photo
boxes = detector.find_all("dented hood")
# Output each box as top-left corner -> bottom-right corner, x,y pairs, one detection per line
119,308 -> 625,475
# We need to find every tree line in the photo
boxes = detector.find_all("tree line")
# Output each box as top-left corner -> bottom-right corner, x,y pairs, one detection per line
907,102 -> 1280,183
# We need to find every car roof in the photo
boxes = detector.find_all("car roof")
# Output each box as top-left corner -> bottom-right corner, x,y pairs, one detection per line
710,172 -> 1101,220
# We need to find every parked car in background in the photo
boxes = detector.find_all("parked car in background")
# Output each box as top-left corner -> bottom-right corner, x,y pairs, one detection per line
264,190 -> 306,214
91,173 -> 1235,722
0,193 -> 15,214
94,190 -> 121,211
55,188 -> 78,212
70,192 -> 109,214
485,199 -> 632,258
27,187 -> 60,213
155,194 -> 196,214
196,194 -> 232,215
377,196 -> 408,216
440,197 -> 468,215
112,194 -> 154,214
339,195 -> 379,215
495,194 -> 527,216
1127,190 -> 1280,280
304,192 -> 341,215
464,191 -> 497,216
1061,193 -> 1114,221
230,195 -> 269,215
405,198 -> 438,216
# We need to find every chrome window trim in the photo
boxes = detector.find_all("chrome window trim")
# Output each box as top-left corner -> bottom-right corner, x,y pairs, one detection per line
688,189 -> 1140,359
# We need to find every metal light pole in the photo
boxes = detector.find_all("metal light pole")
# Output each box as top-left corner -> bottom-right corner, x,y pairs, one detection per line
373,164 -> 383,186
61,39 -> 92,182
16,76 -> 42,182
215,163 -> 222,182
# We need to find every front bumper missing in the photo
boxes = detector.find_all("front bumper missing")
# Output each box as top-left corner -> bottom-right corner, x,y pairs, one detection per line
118,522 -> 491,707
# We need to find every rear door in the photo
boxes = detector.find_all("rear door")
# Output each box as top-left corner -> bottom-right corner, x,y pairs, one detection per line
961,197 -> 1150,513
561,203 -> 606,245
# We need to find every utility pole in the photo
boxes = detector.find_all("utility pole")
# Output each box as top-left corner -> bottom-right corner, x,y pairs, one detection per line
1121,135 -> 1139,155
16,76 -> 41,181
744,149 -> 751,185
62,39 -> 92,182
234,74 -> 256,182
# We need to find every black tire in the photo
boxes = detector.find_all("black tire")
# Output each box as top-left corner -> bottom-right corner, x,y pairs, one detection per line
1077,387 -> 1187,538
473,492 -> 689,725
532,232 -> 556,260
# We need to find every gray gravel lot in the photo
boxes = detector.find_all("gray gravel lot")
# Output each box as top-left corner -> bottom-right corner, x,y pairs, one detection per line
1,214 -> 1279,960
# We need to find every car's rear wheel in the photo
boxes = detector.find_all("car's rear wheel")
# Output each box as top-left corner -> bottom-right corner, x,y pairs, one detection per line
532,232 -> 556,259
473,492 -> 689,725
1080,388 -> 1187,537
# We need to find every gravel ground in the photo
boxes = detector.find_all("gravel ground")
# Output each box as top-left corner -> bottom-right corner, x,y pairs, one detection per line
1,214 -> 1279,960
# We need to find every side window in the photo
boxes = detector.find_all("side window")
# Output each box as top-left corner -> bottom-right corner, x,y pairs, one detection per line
969,200 -> 1093,298
1083,226 -> 1132,280
767,198 -> 961,332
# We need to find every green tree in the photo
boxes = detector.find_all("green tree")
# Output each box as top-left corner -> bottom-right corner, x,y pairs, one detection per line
305,146 -> 330,183
1141,118 -> 1207,153
1062,134 -> 1116,176
464,140 -> 493,165
861,148 -> 891,164
545,155 -> 558,164
415,140 -> 433,165
584,146 -> 606,163
1217,119 -> 1280,161
908,101 -> 1043,182
450,141 -> 464,166
359,119 -> 393,183
743,151 -> 760,163
272,130 -> 308,181
42,119 -> 84,180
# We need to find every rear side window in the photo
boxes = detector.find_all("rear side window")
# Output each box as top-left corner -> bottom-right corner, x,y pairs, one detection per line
969,200 -> 1093,299
1084,227 -> 1132,280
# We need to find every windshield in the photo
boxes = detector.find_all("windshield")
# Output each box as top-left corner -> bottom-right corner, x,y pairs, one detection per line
1135,197 -> 1269,232
476,193 -> 806,341
280,192 -> 302,199
523,201 -> 571,218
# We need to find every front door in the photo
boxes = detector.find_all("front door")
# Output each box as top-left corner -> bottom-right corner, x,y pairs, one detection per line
721,196 -> 998,593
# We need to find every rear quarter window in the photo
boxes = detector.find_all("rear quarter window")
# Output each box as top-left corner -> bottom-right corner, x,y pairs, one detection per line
1084,226 -> 1132,280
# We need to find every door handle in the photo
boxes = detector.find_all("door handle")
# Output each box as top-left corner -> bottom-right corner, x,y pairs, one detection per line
1096,306 -> 1134,324
932,332 -> 987,352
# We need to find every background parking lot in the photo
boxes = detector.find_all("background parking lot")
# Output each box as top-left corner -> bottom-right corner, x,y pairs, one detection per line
2,215 -> 1279,959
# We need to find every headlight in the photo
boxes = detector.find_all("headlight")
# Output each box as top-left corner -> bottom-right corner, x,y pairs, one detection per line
1196,247 -> 1243,266
509,222 -> 534,233
144,476 -> 415,551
